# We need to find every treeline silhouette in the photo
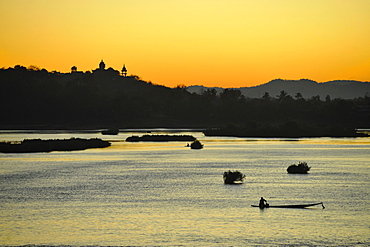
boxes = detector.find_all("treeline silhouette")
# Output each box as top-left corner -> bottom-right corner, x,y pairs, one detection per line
0,66 -> 369,133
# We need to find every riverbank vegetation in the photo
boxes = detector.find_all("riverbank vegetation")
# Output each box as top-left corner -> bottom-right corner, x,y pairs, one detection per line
1,66 -> 369,137
203,121 -> 368,138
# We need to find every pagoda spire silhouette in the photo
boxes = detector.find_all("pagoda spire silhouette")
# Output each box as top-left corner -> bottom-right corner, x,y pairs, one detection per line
121,64 -> 127,77
99,60 -> 106,70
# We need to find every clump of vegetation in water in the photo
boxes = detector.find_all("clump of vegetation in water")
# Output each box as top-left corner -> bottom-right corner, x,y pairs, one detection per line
190,140 -> 203,149
287,161 -> 311,174
223,170 -> 246,184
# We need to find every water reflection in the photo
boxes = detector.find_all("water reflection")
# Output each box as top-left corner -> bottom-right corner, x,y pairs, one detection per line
0,130 -> 369,246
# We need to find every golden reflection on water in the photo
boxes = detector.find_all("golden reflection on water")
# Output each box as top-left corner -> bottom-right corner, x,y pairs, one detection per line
6,203 -> 365,246
1,132 -> 369,246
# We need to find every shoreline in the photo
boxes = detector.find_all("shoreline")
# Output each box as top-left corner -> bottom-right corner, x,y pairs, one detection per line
0,127 -> 369,138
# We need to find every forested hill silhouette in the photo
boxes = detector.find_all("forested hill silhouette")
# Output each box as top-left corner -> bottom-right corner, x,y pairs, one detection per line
0,65 -> 369,131
187,79 -> 370,99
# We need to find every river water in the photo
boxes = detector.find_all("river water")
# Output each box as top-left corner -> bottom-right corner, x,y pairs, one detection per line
0,130 -> 369,246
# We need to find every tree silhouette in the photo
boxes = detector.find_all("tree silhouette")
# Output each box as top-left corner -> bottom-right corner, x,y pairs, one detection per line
277,90 -> 293,101
262,92 -> 271,101
295,92 -> 303,100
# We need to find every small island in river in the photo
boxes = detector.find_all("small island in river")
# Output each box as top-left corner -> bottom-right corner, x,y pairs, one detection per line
0,138 -> 111,153
126,134 -> 196,142
189,140 -> 204,149
223,170 -> 246,184
287,162 -> 311,174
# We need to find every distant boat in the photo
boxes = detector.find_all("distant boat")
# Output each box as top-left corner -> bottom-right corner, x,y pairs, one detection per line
102,128 -> 119,135
223,170 -> 246,184
251,202 -> 325,209
287,161 -> 311,174
190,140 -> 203,149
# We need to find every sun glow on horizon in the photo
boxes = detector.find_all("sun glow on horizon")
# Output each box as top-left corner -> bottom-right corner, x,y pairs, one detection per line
1,0 -> 369,88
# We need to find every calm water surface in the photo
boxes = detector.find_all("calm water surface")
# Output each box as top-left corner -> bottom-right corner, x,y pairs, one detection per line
0,130 -> 369,246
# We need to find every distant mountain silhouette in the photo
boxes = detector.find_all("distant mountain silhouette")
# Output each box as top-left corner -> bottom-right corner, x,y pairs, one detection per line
187,79 -> 370,99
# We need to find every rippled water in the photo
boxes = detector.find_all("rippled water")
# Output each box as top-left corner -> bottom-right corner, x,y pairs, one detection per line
0,130 -> 369,246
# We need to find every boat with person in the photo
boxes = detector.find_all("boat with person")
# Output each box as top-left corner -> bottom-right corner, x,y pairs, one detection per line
251,202 -> 325,209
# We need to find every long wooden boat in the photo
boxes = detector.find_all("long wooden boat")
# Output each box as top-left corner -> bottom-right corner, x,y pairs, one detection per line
251,202 -> 324,209
102,128 -> 119,135
126,135 -> 195,142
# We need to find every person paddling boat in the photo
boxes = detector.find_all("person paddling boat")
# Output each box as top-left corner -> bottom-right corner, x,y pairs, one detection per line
253,198 -> 325,209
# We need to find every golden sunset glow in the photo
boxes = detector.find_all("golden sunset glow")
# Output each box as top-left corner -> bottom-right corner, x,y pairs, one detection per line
1,0 -> 369,87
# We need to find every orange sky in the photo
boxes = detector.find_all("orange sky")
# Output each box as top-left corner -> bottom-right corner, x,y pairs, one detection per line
1,0 -> 369,88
